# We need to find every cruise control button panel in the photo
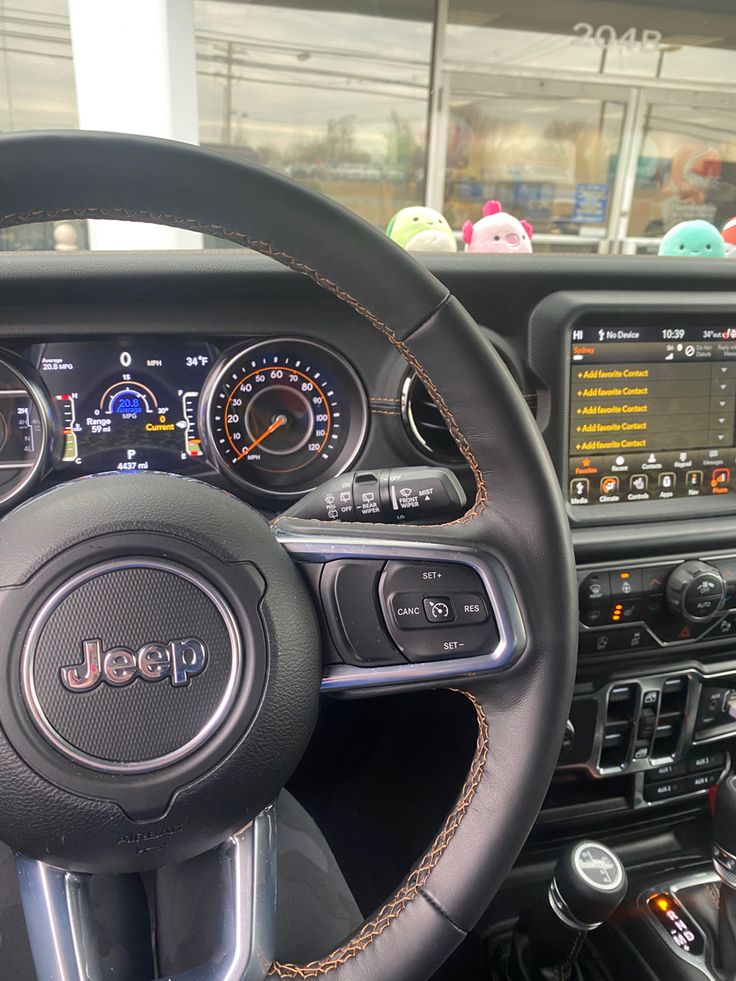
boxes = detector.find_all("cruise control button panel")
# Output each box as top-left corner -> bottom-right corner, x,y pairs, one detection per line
379,561 -> 498,662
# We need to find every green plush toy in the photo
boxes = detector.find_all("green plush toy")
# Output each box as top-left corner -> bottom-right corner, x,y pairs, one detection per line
386,206 -> 457,253
658,219 -> 726,258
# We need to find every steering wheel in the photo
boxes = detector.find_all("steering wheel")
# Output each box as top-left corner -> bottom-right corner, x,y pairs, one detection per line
0,131 -> 576,981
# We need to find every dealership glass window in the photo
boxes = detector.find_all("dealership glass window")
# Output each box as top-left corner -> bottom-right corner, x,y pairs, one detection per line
444,1 -> 736,251
627,98 -> 736,242
445,1 -> 736,87
440,76 -> 625,244
0,0 -> 85,251
194,0 -> 433,231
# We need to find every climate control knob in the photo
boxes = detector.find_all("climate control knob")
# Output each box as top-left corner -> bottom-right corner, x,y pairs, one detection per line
666,560 -> 725,622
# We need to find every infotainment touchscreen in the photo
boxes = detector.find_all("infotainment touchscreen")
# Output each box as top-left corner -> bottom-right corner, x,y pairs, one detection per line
568,327 -> 736,506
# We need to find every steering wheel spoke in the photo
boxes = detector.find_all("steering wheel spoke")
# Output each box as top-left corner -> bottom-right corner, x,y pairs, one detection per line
275,519 -> 527,696
15,805 -> 277,981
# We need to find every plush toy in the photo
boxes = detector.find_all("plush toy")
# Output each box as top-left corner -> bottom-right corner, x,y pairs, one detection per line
462,200 -> 533,254
658,219 -> 726,257
385,206 -> 457,253
722,217 -> 736,256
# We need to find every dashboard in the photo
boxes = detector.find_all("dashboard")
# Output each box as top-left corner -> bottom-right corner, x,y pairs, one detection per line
0,335 -> 371,508
4,250 -> 736,834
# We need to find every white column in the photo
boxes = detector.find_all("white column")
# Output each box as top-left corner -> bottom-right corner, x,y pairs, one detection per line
68,0 -> 203,250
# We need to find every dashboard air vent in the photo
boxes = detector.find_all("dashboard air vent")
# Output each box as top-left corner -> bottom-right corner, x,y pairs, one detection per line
401,374 -> 464,464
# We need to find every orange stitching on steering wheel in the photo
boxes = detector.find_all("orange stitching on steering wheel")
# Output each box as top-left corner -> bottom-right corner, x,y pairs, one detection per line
269,689 -> 489,977
0,204 -> 492,976
0,206 -> 488,524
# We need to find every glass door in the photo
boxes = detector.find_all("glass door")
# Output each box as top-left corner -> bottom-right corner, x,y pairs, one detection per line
619,89 -> 736,254
434,71 -> 631,253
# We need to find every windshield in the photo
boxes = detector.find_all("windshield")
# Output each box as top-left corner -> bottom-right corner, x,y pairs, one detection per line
2,0 -> 736,256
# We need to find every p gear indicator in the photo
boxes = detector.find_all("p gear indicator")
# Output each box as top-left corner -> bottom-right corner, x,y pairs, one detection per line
647,893 -> 704,956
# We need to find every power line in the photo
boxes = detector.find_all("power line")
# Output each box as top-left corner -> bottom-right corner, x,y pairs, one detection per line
196,28 -> 430,70
198,67 -> 426,103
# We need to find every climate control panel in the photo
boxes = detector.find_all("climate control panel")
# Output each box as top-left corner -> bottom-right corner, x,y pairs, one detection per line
578,554 -> 736,656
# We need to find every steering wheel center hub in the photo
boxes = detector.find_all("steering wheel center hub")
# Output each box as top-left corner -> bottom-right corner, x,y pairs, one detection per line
0,473 -> 321,873
22,558 -> 243,773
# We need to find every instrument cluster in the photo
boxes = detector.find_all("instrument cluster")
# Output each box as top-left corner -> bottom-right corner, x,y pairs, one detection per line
0,337 -> 368,508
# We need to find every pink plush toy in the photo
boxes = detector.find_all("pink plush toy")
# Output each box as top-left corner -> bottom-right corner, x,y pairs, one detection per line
462,200 -> 533,253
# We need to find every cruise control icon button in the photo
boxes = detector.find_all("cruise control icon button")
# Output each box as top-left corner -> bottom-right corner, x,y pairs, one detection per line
423,597 -> 455,623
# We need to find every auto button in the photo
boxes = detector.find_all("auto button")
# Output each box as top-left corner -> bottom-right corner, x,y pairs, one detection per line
666,560 -> 725,622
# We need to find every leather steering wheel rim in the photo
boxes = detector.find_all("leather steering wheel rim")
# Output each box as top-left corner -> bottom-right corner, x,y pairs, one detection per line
0,131 -> 578,981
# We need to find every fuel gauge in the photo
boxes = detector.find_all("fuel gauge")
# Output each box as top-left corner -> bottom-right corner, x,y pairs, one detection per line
180,390 -> 203,459
55,394 -> 79,462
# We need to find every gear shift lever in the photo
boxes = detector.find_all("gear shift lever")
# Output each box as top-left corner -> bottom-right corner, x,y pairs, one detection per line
713,775 -> 736,971
504,841 -> 627,981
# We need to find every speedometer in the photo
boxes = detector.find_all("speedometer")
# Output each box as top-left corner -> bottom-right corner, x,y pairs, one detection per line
201,339 -> 367,497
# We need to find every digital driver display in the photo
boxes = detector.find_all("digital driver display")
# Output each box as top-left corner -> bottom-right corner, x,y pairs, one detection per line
568,326 -> 736,506
33,340 -> 215,474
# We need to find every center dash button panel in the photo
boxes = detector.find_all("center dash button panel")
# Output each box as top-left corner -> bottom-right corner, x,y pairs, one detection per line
379,561 -> 499,662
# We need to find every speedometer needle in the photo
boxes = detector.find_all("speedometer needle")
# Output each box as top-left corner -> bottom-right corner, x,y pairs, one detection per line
238,415 -> 287,459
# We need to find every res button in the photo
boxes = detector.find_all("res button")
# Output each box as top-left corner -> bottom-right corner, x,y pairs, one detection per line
454,593 -> 489,625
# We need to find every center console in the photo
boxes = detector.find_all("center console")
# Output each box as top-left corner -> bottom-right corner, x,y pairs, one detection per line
526,293 -> 736,820
485,292 -> 736,981
566,550 -> 736,804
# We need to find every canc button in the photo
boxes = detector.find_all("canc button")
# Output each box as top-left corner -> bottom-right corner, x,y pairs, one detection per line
389,592 -> 426,629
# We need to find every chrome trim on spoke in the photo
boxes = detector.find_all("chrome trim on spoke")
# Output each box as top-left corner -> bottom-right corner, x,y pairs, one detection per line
15,854 -> 101,981
275,531 -> 527,693
16,806 -> 277,981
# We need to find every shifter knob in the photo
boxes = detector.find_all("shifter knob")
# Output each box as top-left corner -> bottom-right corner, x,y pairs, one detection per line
714,775 -> 736,888
549,841 -> 627,930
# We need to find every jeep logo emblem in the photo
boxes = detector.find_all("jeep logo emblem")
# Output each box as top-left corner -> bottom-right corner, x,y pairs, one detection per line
60,638 -> 208,692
